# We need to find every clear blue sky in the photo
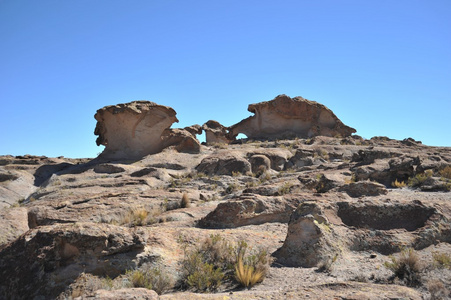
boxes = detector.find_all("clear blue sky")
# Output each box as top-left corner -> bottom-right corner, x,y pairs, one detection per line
1,0 -> 450,158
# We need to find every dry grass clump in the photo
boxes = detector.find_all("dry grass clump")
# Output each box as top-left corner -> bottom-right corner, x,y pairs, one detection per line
180,234 -> 271,292
384,248 -> 422,287
432,251 -> 451,269
392,179 -> 407,188
408,170 -> 433,188
181,193 -> 190,208
107,207 -> 159,227
439,165 -> 451,179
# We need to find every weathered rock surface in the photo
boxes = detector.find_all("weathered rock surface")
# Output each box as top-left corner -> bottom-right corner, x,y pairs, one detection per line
78,288 -> 159,300
229,94 -> 356,140
198,194 -> 301,228
202,120 -> 233,144
94,101 -> 200,159
0,222 -> 145,299
1,132 -> 451,299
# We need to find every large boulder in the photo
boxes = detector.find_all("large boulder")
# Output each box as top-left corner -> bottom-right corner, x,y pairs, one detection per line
273,201 -> 341,267
229,95 -> 356,140
0,222 -> 145,299
94,101 -> 200,159
202,120 -> 233,144
195,153 -> 251,176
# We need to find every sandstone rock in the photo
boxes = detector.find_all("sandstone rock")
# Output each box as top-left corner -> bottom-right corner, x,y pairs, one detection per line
202,120 -> 233,144
161,128 -> 201,153
198,194 -> 300,228
228,95 -> 356,140
248,154 -> 271,174
94,101 -> 200,159
274,201 -> 341,267
0,207 -> 28,247
339,181 -> 388,197
250,148 -> 293,171
79,288 -> 159,300
0,222 -> 145,299
195,153 -> 251,176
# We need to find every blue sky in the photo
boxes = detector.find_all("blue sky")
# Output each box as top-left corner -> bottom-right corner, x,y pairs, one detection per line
1,0 -> 450,158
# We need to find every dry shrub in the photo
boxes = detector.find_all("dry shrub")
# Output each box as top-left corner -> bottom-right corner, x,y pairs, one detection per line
384,248 -> 422,286
427,279 -> 449,300
439,165 -> 451,179
392,179 -> 407,188
181,193 -> 190,208
408,170 -> 433,188
432,252 -> 451,269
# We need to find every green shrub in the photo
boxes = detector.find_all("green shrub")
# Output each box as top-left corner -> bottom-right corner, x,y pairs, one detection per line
439,166 -> 451,179
408,170 -> 433,187
384,248 -> 422,286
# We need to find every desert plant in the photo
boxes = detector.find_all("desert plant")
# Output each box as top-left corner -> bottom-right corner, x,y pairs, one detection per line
232,171 -> 242,177
126,266 -> 172,295
384,248 -> 422,286
277,182 -> 293,195
408,170 -> 433,188
427,279 -> 449,300
181,193 -> 190,208
392,179 -> 407,188
432,252 -> 451,269
439,165 -> 451,179
234,256 -> 264,288
225,183 -> 239,194
180,235 -> 271,291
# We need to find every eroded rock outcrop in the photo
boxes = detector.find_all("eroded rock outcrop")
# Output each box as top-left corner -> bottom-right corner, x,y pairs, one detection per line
229,95 -> 356,141
94,101 -> 200,159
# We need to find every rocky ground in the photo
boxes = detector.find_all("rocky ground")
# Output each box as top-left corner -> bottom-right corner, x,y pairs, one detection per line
1,135 -> 450,299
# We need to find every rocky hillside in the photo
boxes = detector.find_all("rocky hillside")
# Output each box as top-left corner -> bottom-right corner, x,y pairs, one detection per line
1,96 -> 451,299
1,135 -> 450,299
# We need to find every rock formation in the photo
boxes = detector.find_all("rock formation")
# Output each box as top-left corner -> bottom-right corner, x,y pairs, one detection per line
94,101 -> 200,159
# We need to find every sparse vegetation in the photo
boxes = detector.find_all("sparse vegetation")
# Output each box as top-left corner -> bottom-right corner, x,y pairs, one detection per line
408,170 -> 433,188
432,252 -> 451,269
439,165 -> 451,179
384,248 -> 422,286
126,266 -> 173,295
392,179 -> 407,188
277,182 -> 293,195
427,279 -> 449,300
232,171 -> 242,177
180,235 -> 271,292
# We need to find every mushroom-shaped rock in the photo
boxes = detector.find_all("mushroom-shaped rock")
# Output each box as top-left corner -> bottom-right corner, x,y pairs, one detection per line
202,120 -> 233,144
229,95 -> 356,140
94,101 -> 199,159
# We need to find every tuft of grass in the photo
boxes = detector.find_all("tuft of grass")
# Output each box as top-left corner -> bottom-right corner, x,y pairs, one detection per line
384,248 -> 422,287
181,193 -> 190,208
232,171 -> 242,177
277,182 -> 293,195
392,179 -> 407,188
432,252 -> 451,269
234,256 -> 264,288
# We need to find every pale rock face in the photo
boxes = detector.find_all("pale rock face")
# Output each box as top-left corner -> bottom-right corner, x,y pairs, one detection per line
202,120 -> 233,144
229,94 -> 356,140
94,101 -> 200,159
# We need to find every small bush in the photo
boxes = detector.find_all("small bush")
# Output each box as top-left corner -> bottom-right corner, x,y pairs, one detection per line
439,166 -> 451,179
392,179 -> 407,188
432,252 -> 451,269
181,193 -> 190,208
232,171 -> 242,177
408,171 -> 433,188
180,235 -> 271,292
277,182 -> 293,195
384,248 -> 422,286
127,266 -> 172,295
